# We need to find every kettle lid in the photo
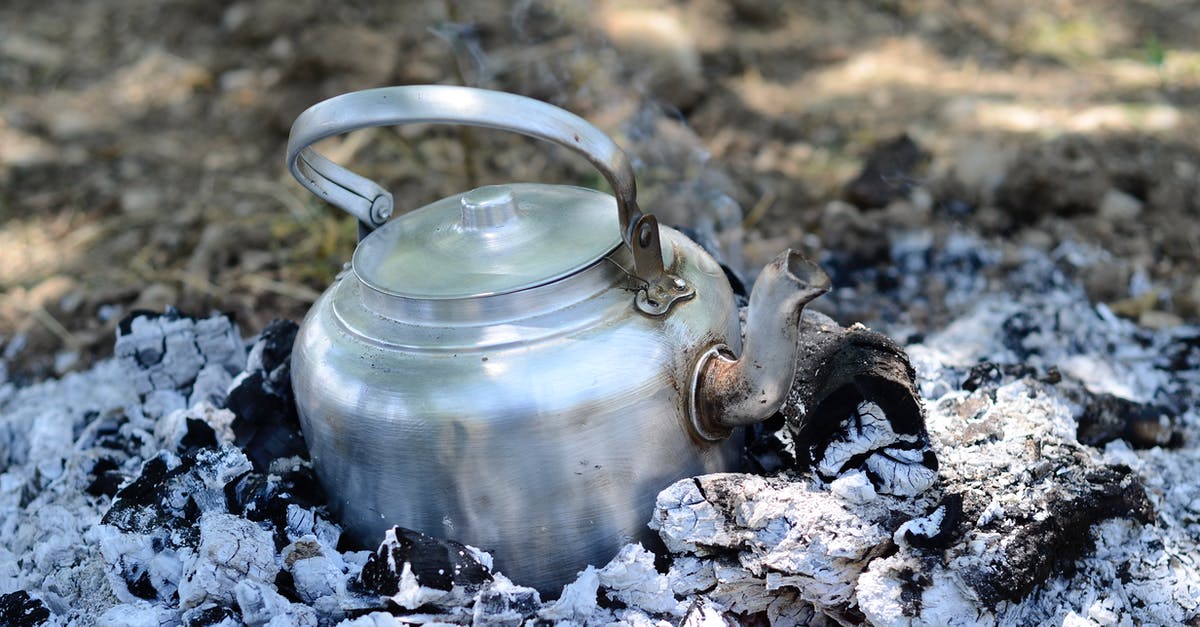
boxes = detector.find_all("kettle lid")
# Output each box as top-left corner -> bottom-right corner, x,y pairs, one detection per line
352,183 -> 621,299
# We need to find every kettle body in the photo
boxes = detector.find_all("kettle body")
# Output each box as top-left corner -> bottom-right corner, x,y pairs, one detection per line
285,86 -> 829,595
293,205 -> 740,592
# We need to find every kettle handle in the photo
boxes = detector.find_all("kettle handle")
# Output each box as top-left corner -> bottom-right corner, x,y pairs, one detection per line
286,85 -> 692,315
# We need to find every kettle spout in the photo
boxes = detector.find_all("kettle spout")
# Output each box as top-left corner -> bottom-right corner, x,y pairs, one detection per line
691,250 -> 830,440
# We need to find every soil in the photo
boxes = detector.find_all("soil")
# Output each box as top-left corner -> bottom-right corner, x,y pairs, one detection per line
3,0 -> 1200,379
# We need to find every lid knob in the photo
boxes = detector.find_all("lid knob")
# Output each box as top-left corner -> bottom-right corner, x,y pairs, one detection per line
460,185 -> 521,231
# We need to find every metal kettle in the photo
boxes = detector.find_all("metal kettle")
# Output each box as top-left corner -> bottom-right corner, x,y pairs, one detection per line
285,85 -> 829,594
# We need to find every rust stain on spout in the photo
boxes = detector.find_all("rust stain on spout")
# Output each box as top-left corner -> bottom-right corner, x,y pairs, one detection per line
691,250 -> 830,440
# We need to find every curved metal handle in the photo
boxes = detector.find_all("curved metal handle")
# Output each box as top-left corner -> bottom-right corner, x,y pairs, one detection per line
286,85 -> 692,314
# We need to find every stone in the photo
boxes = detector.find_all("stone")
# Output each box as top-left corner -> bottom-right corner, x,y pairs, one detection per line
1098,188 -> 1143,221
844,134 -> 929,210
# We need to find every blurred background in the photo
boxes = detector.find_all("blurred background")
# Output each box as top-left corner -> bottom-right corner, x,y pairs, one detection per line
2,0 -> 1199,380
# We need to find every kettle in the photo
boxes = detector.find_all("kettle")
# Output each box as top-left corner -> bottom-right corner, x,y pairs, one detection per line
285,85 -> 829,594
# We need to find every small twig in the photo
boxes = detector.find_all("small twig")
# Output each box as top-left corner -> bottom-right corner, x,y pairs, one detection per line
230,177 -> 318,223
27,305 -> 82,351
239,274 -> 322,302
742,190 -> 777,231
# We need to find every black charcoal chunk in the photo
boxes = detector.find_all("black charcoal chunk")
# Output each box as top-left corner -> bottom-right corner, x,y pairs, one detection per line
101,452 -> 191,535
228,320 -> 306,471
962,464 -> 1152,606
182,603 -> 239,627
961,362 -> 1041,392
895,494 -> 962,550
86,456 -> 126,498
0,591 -> 51,626
102,446 -> 252,544
787,312 -> 928,457
179,418 -> 219,455
357,527 -> 493,610
1075,391 -> 1177,449
224,459 -> 325,550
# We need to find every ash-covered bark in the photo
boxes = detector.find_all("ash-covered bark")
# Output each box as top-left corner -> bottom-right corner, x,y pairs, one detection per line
854,378 -> 1154,625
651,472 -> 928,624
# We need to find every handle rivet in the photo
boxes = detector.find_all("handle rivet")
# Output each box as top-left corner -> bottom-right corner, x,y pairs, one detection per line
371,196 -> 394,224
637,222 -> 653,248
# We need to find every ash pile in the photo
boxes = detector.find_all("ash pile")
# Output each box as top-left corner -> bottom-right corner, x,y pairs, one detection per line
1,235 -> 1199,626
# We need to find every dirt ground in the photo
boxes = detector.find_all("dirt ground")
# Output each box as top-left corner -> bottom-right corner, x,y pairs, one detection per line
3,0 -> 1200,380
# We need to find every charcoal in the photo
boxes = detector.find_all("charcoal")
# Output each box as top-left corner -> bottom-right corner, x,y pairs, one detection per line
86,456 -> 125,498
101,451 -> 192,536
740,412 -> 793,474
249,319 -> 299,375
223,458 -> 326,550
893,494 -> 962,549
470,576 -> 541,625
962,463 -> 1150,605
357,526 -> 493,611
181,603 -> 239,627
178,419 -> 218,454
783,311 -> 937,496
1074,390 -> 1177,449
0,591 -> 51,626
857,379 -> 1159,624
960,362 -> 1043,392
102,446 -> 252,535
227,321 -> 305,471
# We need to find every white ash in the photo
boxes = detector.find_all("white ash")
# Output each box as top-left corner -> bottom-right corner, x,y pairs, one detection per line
650,472 -> 930,623
234,580 -> 318,627
597,544 -> 683,616
1,229 -> 1199,625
